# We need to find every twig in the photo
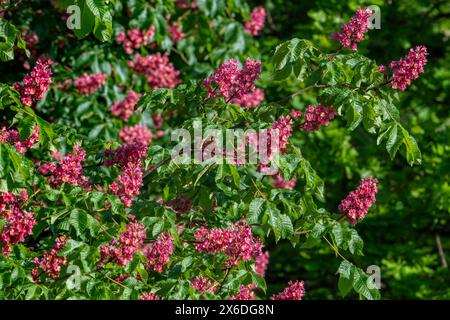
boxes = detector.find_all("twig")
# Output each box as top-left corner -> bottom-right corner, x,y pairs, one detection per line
435,234 -> 448,268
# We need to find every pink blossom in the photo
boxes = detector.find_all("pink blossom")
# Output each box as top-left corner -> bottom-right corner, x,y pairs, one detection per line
19,30 -> 39,69
272,173 -> 297,189
255,251 -> 269,276
0,125 -> 39,154
129,53 -> 181,89
231,88 -> 265,108
140,292 -> 161,300
144,232 -> 174,272
302,104 -> 336,132
378,65 -> 387,73
0,190 -> 36,256
106,141 -> 148,168
389,46 -> 428,91
230,284 -> 256,300
331,8 -> 372,51
109,162 -> 143,207
169,22 -> 184,43
32,236 -> 68,281
338,177 -> 378,224
116,26 -> 155,54
194,221 -> 263,266
110,90 -> 142,121
175,0 -> 197,9
13,58 -> 52,107
272,115 -> 293,153
74,73 -> 107,95
37,145 -> 91,189
272,280 -> 305,300
119,125 -> 153,146
290,110 -> 303,118
99,222 -> 146,266
245,6 -> 266,36
204,58 -> 261,103
191,276 -> 216,293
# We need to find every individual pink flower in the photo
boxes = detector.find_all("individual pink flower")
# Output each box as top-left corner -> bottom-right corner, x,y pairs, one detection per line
0,190 -> 36,256
119,125 -> 153,146
378,65 -> 387,73
331,8 -> 372,51
204,58 -> 261,103
74,73 -> 107,95
272,280 -> 305,300
144,232 -> 174,272
0,126 -> 39,154
32,236 -> 68,281
389,45 -> 428,90
175,0 -> 197,8
230,284 -> 256,300
129,53 -> 181,89
110,90 -> 142,121
338,177 -> 378,224
191,276 -> 217,293
99,222 -> 146,266
140,292 -> 161,300
231,88 -> 264,108
169,21 -> 184,43
245,6 -> 266,36
13,58 -> 52,107
37,145 -> 91,189
255,251 -> 269,276
116,26 -> 155,54
302,104 -> 336,132
109,162 -> 143,207
194,221 -> 263,266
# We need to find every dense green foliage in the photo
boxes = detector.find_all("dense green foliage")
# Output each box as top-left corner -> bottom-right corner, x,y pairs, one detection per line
0,0 -> 448,300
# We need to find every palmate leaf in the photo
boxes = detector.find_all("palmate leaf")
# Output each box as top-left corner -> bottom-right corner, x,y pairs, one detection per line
337,260 -> 380,300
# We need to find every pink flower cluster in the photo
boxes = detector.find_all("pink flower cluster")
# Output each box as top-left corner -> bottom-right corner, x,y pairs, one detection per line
231,88 -> 265,108
255,251 -> 269,276
272,115 -> 293,153
116,26 -> 155,54
272,280 -> 305,300
0,189 -> 36,256
338,177 -> 378,224
302,104 -> 336,132
194,221 -> 263,266
106,142 -> 148,168
331,8 -> 372,51
191,276 -> 216,293
389,46 -> 428,90
119,125 -> 153,146
110,90 -> 142,121
74,73 -> 107,95
109,162 -> 143,207
37,145 -> 90,189
272,173 -> 297,189
32,236 -> 68,281
99,222 -> 146,266
13,58 -> 52,107
230,284 -> 256,300
140,292 -> 161,300
20,30 -> 39,69
129,53 -> 181,89
204,58 -> 261,103
244,6 -> 266,36
144,232 -> 174,272
0,125 -> 39,154
169,21 -> 185,43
